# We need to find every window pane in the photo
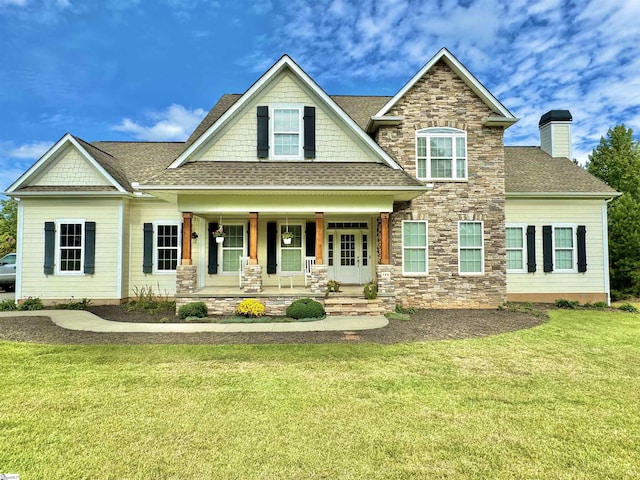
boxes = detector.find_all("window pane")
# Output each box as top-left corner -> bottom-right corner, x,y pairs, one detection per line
223,248 -> 243,271
555,227 -> 573,248
403,222 -> 427,247
456,158 -> 466,178
404,249 -> 426,273
456,137 -> 466,156
274,109 -> 298,131
281,249 -> 302,272
274,134 -> 299,155
226,225 -> 244,248
506,227 -> 523,248
281,225 -> 302,247
158,247 -> 178,271
460,222 -> 482,247
555,250 -> 573,270
430,137 -> 452,157
507,250 -> 523,270
460,249 -> 482,273
431,158 -> 452,178
417,137 -> 426,157
417,158 -> 427,178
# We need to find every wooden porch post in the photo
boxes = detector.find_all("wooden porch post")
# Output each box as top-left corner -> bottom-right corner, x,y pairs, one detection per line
380,212 -> 390,265
181,212 -> 193,265
315,212 -> 324,264
249,212 -> 258,265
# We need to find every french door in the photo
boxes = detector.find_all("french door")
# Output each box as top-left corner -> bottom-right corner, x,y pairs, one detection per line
328,230 -> 371,284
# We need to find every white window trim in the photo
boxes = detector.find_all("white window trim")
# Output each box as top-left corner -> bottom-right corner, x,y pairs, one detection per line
458,220 -> 484,275
219,223 -> 246,275
416,127 -> 467,181
279,223 -> 304,273
552,224 -> 577,273
55,219 -> 85,276
506,223 -> 527,274
152,221 -> 181,274
270,104 -> 304,160
402,220 -> 429,276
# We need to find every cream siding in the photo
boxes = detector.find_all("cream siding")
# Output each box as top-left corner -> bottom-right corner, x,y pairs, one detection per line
505,198 -> 606,295
33,145 -> 112,186
120,200 -> 131,298
128,199 -> 182,296
19,198 -> 122,301
540,123 -> 571,159
197,72 -> 375,163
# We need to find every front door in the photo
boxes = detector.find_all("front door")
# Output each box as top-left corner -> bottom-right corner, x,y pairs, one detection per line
328,230 -> 372,284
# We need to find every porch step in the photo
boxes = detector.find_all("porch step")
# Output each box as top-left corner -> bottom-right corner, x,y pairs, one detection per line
324,296 -> 388,316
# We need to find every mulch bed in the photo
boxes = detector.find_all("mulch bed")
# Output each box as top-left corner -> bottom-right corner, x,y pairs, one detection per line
0,304 -> 547,345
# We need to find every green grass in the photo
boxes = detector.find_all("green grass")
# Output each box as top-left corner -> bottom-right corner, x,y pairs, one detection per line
1,310 -> 639,479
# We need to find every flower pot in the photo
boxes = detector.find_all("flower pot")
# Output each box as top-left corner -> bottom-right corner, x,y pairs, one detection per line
215,236 -> 225,244
282,237 -> 292,245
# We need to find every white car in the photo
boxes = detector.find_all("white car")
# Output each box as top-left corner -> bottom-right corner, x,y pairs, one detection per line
0,253 -> 16,292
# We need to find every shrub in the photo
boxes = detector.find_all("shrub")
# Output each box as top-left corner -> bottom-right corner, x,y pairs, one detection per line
235,299 -> 266,318
611,290 -> 631,302
583,302 -> 608,310
618,303 -> 638,313
363,282 -> 378,300
127,285 -> 175,314
54,298 -> 91,310
325,280 -> 341,298
395,304 -> 417,315
0,299 -> 17,311
178,301 -> 208,319
18,297 -> 43,311
286,298 -> 325,319
555,299 -> 580,309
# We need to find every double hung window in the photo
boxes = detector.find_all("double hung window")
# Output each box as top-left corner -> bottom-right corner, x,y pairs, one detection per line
221,225 -> 245,273
553,226 -> 575,272
402,221 -> 428,274
57,221 -> 84,273
280,224 -> 303,272
272,106 -> 302,157
506,225 -> 526,273
155,223 -> 180,272
459,221 -> 484,274
416,128 -> 467,180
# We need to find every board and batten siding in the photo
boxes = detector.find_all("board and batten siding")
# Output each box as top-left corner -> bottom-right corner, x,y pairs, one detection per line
128,199 -> 182,297
20,198 -> 123,301
505,198 -> 608,301
197,72 -> 375,163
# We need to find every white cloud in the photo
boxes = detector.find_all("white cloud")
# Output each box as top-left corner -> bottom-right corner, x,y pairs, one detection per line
9,141 -> 53,159
111,104 -> 207,141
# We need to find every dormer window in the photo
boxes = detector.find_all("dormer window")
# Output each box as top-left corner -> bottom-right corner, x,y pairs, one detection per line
416,127 -> 467,180
272,106 -> 302,157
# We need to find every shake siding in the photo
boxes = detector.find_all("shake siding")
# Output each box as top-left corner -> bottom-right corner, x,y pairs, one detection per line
20,198 -> 121,300
505,198 -> 605,294
33,146 -> 112,186
128,200 -> 182,296
198,72 -> 374,163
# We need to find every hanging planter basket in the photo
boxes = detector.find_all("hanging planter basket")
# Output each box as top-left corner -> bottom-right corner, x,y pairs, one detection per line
215,236 -> 225,244
282,237 -> 292,245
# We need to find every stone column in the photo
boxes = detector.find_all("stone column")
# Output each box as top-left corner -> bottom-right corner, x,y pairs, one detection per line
181,212 -> 193,265
243,264 -> 263,293
176,264 -> 197,294
310,264 -> 328,295
376,264 -> 395,294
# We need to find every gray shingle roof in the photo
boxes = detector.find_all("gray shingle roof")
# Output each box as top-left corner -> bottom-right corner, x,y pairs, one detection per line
332,96 -> 391,130
144,161 -> 424,188
505,146 -> 617,195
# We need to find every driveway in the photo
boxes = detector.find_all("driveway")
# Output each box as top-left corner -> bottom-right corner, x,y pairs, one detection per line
0,289 -> 15,301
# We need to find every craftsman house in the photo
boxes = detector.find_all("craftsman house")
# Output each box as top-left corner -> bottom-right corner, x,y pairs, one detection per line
5,48 -> 618,314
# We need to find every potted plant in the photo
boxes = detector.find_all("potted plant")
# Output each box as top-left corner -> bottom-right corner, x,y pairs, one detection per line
213,226 -> 226,243
282,231 -> 294,245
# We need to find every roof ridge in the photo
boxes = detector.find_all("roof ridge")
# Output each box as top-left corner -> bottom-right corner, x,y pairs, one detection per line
73,136 -> 115,159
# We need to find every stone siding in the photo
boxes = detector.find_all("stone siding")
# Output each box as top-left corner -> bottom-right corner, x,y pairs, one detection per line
176,265 -> 197,295
243,264 -> 263,293
376,60 -> 507,308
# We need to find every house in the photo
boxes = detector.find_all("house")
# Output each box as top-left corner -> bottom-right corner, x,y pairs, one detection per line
4,48 -> 618,314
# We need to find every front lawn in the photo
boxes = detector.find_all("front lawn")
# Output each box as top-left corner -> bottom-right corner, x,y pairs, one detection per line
0,310 -> 638,479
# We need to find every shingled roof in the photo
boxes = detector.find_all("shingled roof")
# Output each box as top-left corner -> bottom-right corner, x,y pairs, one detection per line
505,146 -> 616,195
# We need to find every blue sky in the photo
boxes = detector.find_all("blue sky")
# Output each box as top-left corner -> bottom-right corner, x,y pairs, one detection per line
1,0 -> 639,190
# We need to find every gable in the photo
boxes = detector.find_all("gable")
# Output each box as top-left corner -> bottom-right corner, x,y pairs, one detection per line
32,144 -> 113,187
190,71 -> 381,164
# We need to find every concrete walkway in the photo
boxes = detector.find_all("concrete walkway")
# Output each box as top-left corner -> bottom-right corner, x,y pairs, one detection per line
0,310 -> 388,333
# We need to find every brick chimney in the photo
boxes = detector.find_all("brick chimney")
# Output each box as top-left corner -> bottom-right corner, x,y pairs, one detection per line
539,110 -> 572,159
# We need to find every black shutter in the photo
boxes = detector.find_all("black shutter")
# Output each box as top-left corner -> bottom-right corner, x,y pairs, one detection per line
84,221 -> 96,274
257,106 -> 269,158
306,221 -> 316,257
208,222 -> 218,274
143,223 -> 153,273
577,225 -> 587,273
267,222 -> 277,274
543,225 -> 553,272
44,221 -> 55,275
526,225 -> 536,273
303,106 -> 316,159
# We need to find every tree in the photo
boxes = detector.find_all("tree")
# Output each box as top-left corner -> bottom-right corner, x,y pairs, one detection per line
586,124 -> 640,198
0,198 -> 17,257
586,125 -> 640,296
